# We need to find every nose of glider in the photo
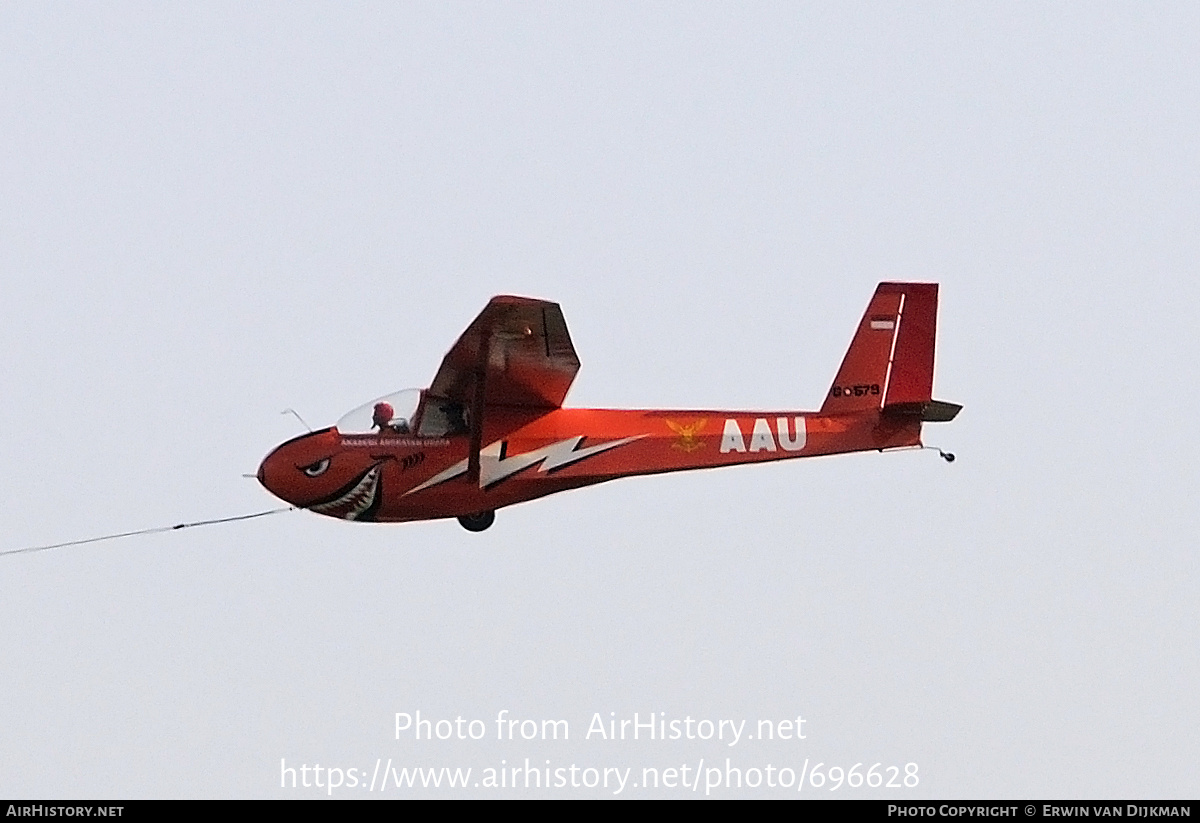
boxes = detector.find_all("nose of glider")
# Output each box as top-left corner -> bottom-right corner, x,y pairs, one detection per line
257,428 -> 340,507
256,445 -> 295,506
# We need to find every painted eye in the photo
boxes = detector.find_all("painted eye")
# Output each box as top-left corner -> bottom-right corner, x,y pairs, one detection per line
301,458 -> 331,477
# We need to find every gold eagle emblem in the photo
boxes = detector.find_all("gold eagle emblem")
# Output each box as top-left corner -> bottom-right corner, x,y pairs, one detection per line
665,418 -> 707,453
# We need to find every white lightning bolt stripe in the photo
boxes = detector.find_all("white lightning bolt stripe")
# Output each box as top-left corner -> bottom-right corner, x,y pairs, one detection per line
404,435 -> 647,495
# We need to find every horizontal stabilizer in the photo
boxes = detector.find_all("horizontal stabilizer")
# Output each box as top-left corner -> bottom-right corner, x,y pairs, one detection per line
882,399 -> 962,422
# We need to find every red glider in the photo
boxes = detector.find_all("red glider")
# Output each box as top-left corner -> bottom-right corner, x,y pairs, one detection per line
257,283 -> 960,531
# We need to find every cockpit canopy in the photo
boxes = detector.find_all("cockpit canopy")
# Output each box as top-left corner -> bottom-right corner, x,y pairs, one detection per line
335,389 -> 469,438
337,389 -> 421,435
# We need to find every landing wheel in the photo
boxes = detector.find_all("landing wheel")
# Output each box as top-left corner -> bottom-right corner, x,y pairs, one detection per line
458,510 -> 495,532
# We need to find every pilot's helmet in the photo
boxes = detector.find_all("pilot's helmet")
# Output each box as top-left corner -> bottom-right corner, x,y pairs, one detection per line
372,402 -> 394,427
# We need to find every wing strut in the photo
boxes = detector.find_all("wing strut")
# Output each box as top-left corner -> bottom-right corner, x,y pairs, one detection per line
466,330 -> 490,485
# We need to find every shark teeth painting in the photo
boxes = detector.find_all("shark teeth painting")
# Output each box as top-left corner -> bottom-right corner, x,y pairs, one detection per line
308,464 -> 382,520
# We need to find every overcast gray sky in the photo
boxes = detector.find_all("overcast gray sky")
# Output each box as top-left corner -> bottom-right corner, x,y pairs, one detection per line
2,2 -> 1197,798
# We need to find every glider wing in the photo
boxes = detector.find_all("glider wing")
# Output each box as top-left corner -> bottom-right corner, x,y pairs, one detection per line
427,296 -> 581,409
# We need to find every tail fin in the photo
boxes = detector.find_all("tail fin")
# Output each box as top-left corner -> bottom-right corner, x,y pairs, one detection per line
821,282 -> 954,418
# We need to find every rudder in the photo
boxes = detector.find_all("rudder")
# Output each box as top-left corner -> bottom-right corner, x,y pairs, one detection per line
820,282 -> 939,415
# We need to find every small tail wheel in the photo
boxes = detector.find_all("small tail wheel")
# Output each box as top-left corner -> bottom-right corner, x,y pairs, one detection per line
458,510 -> 495,532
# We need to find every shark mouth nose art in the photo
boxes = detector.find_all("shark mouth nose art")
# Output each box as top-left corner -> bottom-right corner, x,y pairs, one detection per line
307,464 -> 383,520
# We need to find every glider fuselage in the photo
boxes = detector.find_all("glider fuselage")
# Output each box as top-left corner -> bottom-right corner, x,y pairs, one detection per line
256,405 -> 922,523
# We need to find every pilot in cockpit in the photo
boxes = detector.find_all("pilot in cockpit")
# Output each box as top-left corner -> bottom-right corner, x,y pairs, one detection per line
372,401 -> 411,435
